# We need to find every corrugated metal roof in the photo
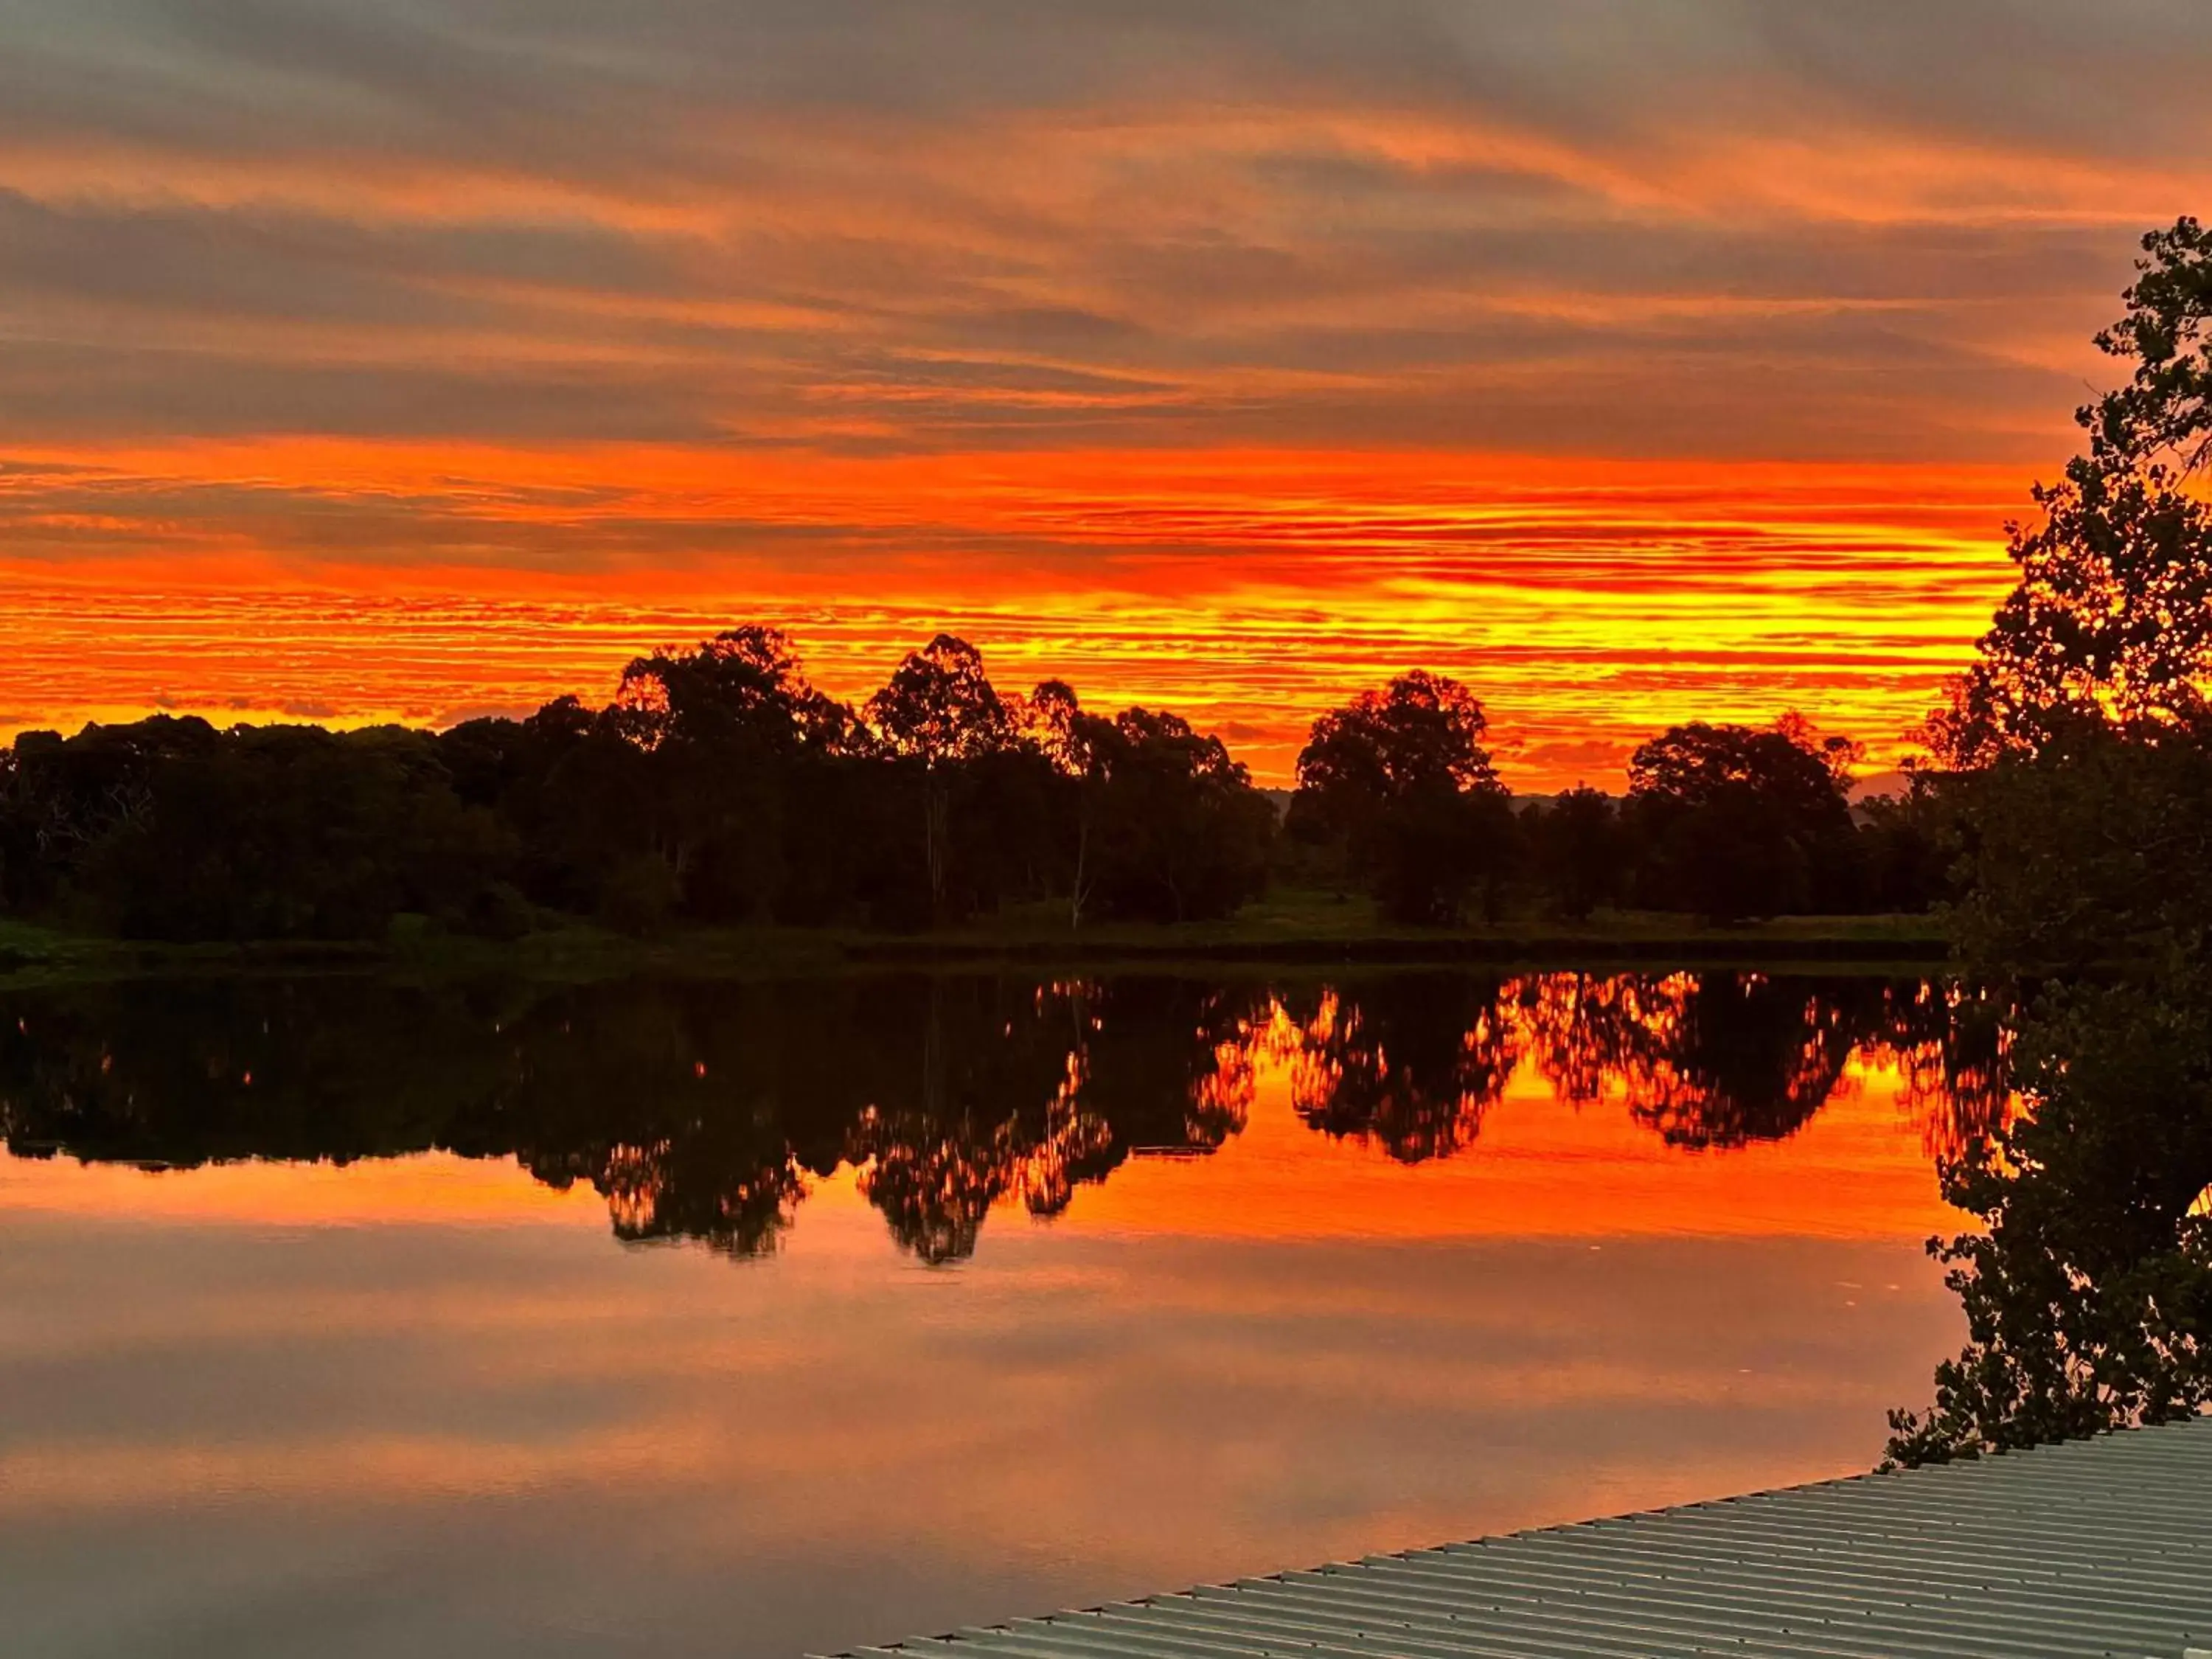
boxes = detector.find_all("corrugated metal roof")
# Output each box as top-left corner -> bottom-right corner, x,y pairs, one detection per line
824,1415 -> 2212,1659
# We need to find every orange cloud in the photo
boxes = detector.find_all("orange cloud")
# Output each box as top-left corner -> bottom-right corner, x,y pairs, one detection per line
0,442 -> 2020,784
4,1 -> 2199,771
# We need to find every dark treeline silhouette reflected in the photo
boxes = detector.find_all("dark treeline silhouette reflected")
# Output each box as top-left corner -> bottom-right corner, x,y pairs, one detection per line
1885,978 -> 2212,1467
1,971 -> 2006,1264
1280,972 -> 2008,1161
0,974 -> 1269,1265
1279,977 -> 1523,1163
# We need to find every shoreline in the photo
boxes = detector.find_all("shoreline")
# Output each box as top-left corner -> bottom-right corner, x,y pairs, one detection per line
0,909 -> 1951,986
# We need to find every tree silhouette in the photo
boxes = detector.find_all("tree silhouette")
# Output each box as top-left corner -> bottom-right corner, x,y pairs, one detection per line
868,636 -> 1015,917
613,625 -> 856,757
1297,671 -> 1500,801
1086,708 -> 1273,923
601,627 -> 863,922
1895,226 -> 2212,1466
1933,470 -> 2212,766
1290,672 -> 1512,924
1028,678 -> 1110,926
1934,218 -> 2212,766
1626,719 -> 1858,922
2087,218 -> 2212,479
1527,786 -> 1621,921
1945,718 -> 2212,977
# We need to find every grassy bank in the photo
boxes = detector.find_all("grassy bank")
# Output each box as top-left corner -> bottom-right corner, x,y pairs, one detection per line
0,894 -> 1950,987
847,894 -> 1948,972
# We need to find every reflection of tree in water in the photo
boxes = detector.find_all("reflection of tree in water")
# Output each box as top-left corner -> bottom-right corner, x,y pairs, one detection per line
0,973 -> 1267,1267
1,969 -> 2023,1261
475,979 -> 884,1261
1301,964 -> 1986,1167
1863,981 -> 2014,1162
1517,972 -> 1864,1149
591,1141 -> 809,1260
1518,972 -> 1639,1108
1621,975 -> 1863,1150
1511,971 -> 2011,1156
1280,975 -> 1522,1162
1887,980 -> 2212,1467
842,978 -> 1102,1264
0,977 -> 517,1169
846,977 -> 1265,1263
1069,978 -> 1261,1153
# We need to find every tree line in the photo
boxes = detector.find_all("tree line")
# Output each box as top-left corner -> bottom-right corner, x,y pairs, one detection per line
0,630 -> 1947,943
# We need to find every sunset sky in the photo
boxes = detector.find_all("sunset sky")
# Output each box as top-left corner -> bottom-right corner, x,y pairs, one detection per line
5,1 -> 2210,784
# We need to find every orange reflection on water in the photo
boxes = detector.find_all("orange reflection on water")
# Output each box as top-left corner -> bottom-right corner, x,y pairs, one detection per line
0,975 -> 1982,1656
0,987 -> 1971,1248
0,1150 -> 608,1228
1072,1051 -> 1958,1246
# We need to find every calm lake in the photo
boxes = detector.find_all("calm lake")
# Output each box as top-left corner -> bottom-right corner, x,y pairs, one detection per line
0,970 -> 2003,1658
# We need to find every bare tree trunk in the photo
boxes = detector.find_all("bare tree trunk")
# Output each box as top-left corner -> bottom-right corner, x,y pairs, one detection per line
1070,808 -> 1090,930
924,768 -> 947,919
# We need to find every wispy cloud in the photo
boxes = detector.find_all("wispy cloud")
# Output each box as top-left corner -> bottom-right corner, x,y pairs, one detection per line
0,0 -> 2204,776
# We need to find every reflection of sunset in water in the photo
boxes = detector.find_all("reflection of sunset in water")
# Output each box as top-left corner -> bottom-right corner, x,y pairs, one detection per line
0,1049 -> 1956,1244
1,973 -> 2000,1249
0,970 -> 1988,1658
1075,1051 -> 1961,1245
0,1146 -> 607,1227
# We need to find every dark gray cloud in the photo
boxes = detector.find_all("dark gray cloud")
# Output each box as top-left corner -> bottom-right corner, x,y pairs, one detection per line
0,0 -> 2202,473
7,1 -> 2205,160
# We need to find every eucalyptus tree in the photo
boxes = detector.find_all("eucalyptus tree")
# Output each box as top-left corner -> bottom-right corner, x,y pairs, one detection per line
1624,717 -> 1859,922
866,634 -> 1015,917
1290,670 -> 1513,924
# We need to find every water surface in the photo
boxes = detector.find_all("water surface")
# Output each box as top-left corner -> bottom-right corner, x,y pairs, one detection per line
1,971 -> 1999,1658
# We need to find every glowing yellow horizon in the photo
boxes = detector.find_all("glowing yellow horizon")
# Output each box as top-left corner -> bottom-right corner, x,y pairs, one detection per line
5,5 -> 2194,782
0,446 -> 2025,788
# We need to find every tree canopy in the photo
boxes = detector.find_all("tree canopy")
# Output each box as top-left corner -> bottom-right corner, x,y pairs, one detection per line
1289,672 -> 1515,925
1935,217 -> 2212,766
1624,717 -> 1860,923
866,633 -> 1012,765
1295,670 -> 1500,805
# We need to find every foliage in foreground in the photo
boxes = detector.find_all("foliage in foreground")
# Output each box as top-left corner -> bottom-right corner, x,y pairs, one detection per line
1888,218 -> 2212,1466
1885,980 -> 2212,1467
